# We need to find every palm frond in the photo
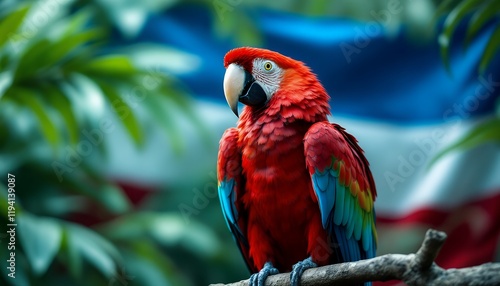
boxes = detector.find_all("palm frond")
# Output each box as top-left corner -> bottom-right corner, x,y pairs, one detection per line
437,0 -> 500,74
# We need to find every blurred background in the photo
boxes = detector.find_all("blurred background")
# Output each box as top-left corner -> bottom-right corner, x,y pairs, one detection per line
0,0 -> 499,285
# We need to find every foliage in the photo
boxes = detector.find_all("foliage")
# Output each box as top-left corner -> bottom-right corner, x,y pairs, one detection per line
432,0 -> 500,164
435,0 -> 500,74
0,1 -> 241,286
431,117 -> 500,166
435,1 -> 500,164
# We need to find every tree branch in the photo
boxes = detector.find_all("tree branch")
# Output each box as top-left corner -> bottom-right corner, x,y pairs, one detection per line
211,229 -> 500,286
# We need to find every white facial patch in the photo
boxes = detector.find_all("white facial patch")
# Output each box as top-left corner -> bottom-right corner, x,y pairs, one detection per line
252,58 -> 283,100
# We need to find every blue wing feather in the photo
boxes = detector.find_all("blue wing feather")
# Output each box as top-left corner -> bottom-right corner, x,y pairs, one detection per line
218,179 -> 236,227
346,205 -> 356,238
342,192 -> 351,226
333,225 -> 361,262
354,209 -> 363,241
312,171 -> 335,229
218,178 -> 244,239
362,216 -> 370,252
333,183 -> 345,225
311,167 -> 375,263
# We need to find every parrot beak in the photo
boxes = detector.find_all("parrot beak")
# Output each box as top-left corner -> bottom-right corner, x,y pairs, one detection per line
223,63 -> 267,117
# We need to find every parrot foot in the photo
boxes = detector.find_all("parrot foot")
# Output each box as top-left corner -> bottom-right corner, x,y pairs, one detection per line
249,262 -> 279,286
290,257 -> 317,286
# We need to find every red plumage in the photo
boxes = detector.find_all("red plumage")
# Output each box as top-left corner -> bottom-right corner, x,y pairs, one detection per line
218,47 -> 377,276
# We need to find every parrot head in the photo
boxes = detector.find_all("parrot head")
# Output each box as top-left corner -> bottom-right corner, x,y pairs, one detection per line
223,47 -> 330,120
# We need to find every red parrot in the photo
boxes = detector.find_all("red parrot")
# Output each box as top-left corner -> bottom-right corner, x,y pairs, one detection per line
217,47 -> 377,286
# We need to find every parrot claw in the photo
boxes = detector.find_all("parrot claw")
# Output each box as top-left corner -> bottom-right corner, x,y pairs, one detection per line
249,262 -> 279,286
290,257 -> 317,286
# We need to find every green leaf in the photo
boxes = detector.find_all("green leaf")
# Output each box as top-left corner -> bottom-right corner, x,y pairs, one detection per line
0,6 -> 30,47
60,227 -> 82,278
439,0 -> 482,72
17,213 -> 62,275
465,0 -> 500,47
430,117 -> 500,166
44,86 -> 80,145
120,43 -> 201,76
13,39 -> 52,81
82,55 -> 137,77
64,223 -> 120,279
0,52 -> 10,70
63,8 -> 93,37
13,88 -> 60,150
61,45 -> 101,74
479,25 -> 500,74
0,71 -> 13,97
14,27 -> 103,79
98,81 -> 144,146
45,29 -> 105,68
433,0 -> 461,21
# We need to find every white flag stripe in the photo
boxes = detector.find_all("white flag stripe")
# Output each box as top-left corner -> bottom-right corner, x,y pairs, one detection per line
335,115 -> 500,217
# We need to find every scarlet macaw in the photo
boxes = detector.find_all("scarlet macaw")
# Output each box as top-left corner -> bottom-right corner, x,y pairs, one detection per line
217,47 -> 377,286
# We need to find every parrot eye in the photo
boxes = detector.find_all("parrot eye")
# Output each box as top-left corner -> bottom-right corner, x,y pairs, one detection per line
263,61 -> 273,71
